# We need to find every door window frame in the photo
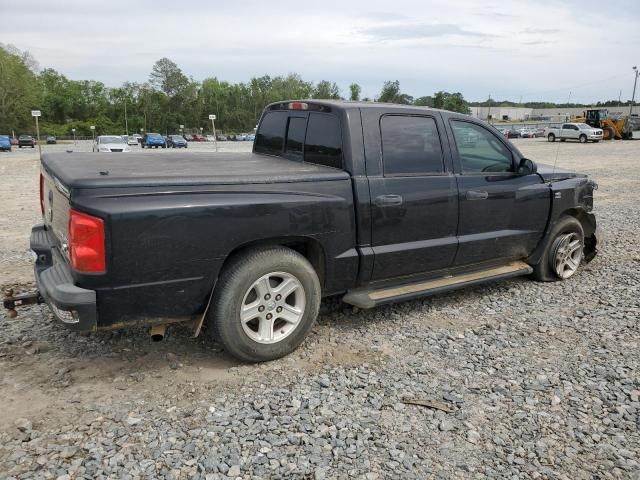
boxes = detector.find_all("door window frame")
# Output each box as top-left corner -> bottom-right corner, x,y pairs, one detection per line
448,118 -> 517,176
379,113 -> 449,177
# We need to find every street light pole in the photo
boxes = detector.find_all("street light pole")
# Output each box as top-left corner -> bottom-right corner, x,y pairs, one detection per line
209,114 -> 218,152
124,101 -> 129,136
630,66 -> 638,119
72,128 -> 76,146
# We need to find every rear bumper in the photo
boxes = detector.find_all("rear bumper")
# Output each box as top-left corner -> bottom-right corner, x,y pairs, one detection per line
31,224 -> 97,331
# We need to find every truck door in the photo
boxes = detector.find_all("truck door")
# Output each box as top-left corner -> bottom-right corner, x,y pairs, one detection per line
366,112 -> 458,280
447,118 -> 550,266
561,124 -> 577,140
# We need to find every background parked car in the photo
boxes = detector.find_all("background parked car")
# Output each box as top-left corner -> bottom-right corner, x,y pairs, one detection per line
167,134 -> 188,148
192,133 -> 205,142
216,134 -> 227,141
519,127 -> 537,138
0,135 -> 12,151
93,135 -> 131,152
246,133 -> 256,141
184,134 -> 194,141
205,135 -> 216,142
18,135 -> 35,148
504,128 -> 520,139
141,133 -> 167,148
127,135 -> 139,146
9,137 -> 18,146
46,135 -> 57,144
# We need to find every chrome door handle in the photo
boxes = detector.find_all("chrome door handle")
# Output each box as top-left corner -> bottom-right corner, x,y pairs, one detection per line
374,194 -> 403,207
466,190 -> 488,200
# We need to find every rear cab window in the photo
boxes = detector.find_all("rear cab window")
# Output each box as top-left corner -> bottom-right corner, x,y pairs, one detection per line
380,115 -> 444,176
255,109 -> 343,169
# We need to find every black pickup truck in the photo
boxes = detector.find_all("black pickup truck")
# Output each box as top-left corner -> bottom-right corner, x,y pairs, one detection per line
22,100 -> 601,362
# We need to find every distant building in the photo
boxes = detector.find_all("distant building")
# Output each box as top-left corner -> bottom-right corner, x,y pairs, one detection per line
470,105 -> 640,123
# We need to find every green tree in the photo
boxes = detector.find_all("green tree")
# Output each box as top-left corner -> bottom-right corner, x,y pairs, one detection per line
431,91 -> 471,114
414,96 -> 434,107
377,80 -> 413,104
349,83 -> 361,101
149,58 -> 189,97
0,46 -> 40,133
313,80 -> 341,99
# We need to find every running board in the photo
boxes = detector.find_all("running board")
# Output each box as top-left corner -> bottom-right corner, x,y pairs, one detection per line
343,261 -> 533,309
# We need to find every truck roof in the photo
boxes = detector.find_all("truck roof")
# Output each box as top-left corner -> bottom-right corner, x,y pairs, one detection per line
265,99 -> 450,115
41,152 -> 349,189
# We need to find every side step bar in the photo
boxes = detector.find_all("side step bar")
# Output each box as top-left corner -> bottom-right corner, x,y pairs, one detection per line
343,261 -> 533,309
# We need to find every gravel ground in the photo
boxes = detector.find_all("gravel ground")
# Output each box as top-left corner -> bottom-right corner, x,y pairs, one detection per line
1,138 -> 639,479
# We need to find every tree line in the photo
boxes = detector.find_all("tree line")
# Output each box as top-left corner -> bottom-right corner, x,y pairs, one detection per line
4,43 -> 620,138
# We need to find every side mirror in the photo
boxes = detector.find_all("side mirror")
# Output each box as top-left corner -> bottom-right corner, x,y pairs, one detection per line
517,158 -> 537,175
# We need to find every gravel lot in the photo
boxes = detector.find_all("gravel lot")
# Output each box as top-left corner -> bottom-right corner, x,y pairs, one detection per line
1,138 -> 639,479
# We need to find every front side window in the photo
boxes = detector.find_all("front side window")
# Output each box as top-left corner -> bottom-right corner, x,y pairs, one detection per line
255,111 -> 287,155
381,115 -> 444,176
451,121 -> 513,173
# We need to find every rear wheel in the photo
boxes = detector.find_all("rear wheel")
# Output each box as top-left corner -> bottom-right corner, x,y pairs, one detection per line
208,247 -> 321,362
532,216 -> 584,282
547,133 -> 555,142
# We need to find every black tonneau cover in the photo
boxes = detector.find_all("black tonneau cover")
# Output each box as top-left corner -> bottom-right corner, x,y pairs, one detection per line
41,152 -> 349,189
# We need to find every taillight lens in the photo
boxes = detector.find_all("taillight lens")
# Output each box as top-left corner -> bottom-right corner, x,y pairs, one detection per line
39,173 -> 45,216
68,209 -> 106,273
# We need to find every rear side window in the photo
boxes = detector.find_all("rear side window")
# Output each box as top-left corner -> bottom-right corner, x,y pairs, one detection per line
255,111 -> 287,155
381,115 -> 444,176
286,117 -> 306,155
304,113 -> 342,169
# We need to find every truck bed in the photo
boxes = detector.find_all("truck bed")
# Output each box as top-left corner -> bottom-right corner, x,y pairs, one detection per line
41,152 -> 349,189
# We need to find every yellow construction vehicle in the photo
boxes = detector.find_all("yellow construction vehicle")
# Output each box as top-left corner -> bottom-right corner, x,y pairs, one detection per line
573,109 -> 639,140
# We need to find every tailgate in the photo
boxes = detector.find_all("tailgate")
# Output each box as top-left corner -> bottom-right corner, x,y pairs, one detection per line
41,167 -> 71,257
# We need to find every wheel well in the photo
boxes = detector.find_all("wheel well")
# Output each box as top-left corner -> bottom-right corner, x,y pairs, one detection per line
562,208 -> 595,237
219,237 -> 326,287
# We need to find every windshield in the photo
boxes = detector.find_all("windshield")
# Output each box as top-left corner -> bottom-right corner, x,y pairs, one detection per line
577,123 -> 592,130
19,135 -> 31,139
0,135 -> 8,140
170,135 -> 183,140
100,136 -> 125,144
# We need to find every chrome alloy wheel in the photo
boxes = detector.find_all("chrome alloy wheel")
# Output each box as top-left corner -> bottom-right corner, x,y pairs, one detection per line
240,272 -> 306,344
552,233 -> 583,279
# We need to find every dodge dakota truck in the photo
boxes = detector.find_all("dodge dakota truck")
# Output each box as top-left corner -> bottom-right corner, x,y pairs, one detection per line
15,100 -> 601,362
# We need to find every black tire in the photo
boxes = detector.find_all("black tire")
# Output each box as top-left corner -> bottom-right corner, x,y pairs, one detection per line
603,127 -> 615,140
547,133 -> 555,142
532,216 -> 584,282
579,134 -> 587,144
208,247 -> 321,362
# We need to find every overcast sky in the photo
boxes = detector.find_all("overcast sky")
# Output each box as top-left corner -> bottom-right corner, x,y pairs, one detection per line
3,0 -> 639,103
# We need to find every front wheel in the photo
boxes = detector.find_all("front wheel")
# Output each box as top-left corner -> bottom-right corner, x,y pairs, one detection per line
547,133 -> 555,142
579,134 -> 587,144
208,247 -> 321,362
532,216 -> 584,282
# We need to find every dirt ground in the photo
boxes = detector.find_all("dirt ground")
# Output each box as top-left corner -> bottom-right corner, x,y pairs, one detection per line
0,138 -> 638,478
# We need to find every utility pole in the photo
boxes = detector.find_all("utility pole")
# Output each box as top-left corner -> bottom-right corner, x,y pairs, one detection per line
486,94 -> 492,124
31,110 -> 41,157
209,114 -> 218,152
124,100 -> 129,135
631,66 -> 638,119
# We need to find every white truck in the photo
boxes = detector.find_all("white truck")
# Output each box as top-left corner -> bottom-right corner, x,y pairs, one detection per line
545,123 -> 603,143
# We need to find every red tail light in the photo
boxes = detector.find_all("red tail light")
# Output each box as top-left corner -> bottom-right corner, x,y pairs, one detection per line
288,102 -> 308,110
39,173 -> 45,216
68,209 -> 106,273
